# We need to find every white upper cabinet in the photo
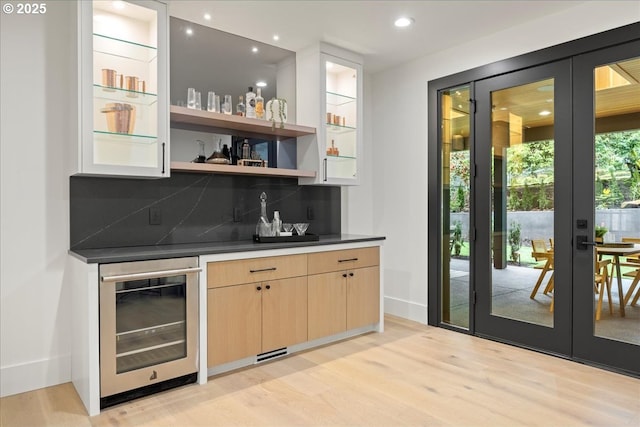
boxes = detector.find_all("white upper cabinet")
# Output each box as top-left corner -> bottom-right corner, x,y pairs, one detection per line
76,0 -> 169,178
296,43 -> 363,185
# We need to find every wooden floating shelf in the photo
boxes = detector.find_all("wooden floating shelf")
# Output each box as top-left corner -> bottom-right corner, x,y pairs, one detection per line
170,105 -> 316,140
171,161 -> 316,178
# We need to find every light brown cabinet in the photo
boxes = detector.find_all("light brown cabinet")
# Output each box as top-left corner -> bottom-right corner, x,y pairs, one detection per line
207,255 -> 308,367
207,246 -> 380,368
308,247 -> 380,341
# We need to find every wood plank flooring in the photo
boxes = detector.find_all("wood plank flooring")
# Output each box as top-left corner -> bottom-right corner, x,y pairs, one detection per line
2,315 -> 639,427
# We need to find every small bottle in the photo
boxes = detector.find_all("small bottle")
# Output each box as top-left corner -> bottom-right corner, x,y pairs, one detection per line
242,139 -> 250,159
193,139 -> 206,163
255,88 -> 265,119
245,86 -> 256,118
272,211 -> 282,236
256,192 -> 270,236
236,95 -> 245,117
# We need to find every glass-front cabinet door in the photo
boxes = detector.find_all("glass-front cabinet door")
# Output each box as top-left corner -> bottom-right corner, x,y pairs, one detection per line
78,0 -> 169,177
296,44 -> 363,185
323,55 -> 361,184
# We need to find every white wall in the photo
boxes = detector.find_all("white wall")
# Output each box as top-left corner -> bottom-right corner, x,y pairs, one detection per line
364,2 -> 640,323
0,1 -> 76,396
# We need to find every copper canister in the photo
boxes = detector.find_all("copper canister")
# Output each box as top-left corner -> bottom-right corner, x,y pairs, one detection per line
102,69 -> 117,87
125,76 -> 139,97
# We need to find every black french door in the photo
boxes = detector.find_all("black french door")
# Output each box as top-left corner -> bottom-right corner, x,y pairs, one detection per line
473,60 -> 573,356
572,41 -> 640,375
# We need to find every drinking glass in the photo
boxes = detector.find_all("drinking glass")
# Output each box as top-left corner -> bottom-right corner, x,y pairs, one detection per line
223,95 -> 232,115
195,91 -> 202,110
293,223 -> 309,236
187,88 -> 196,109
207,91 -> 216,112
215,95 -> 221,113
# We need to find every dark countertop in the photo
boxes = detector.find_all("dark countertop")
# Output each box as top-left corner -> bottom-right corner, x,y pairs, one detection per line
69,234 -> 386,264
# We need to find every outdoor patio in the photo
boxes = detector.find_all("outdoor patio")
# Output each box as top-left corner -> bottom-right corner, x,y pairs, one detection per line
446,258 -> 640,345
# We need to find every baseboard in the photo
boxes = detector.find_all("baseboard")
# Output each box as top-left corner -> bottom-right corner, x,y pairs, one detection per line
384,296 -> 428,324
0,354 -> 70,398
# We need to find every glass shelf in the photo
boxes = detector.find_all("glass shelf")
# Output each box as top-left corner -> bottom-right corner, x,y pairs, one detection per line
94,130 -> 158,143
326,154 -> 357,160
326,124 -> 357,134
94,85 -> 158,106
326,91 -> 356,106
93,33 -> 157,63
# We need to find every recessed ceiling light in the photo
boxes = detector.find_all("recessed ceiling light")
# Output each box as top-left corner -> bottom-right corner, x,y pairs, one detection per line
273,34 -> 280,41
113,1 -> 125,10
539,110 -> 552,116
185,28 -> 193,36
394,17 -> 414,28
251,46 -> 259,53
256,81 -> 267,88
203,13 -> 211,20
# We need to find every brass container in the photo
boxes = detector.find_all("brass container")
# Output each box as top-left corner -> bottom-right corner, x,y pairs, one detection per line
100,103 -> 136,134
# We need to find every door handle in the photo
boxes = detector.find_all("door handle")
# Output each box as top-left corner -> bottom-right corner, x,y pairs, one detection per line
576,235 -> 598,250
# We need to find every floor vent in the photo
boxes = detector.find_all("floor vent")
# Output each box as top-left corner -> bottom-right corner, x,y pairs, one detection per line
256,347 -> 288,363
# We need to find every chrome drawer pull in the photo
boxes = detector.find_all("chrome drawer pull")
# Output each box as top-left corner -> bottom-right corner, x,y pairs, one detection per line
250,267 -> 277,273
338,258 -> 359,263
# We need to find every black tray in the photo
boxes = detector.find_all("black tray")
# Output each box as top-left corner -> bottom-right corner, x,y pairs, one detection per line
253,233 -> 319,243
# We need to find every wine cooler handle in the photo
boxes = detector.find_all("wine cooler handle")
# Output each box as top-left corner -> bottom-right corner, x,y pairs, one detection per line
102,267 -> 202,282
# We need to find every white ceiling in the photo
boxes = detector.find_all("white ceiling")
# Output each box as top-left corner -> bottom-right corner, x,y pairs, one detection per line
168,0 -> 590,74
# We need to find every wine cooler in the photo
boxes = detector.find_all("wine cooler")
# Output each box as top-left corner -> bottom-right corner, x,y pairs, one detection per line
99,257 -> 200,408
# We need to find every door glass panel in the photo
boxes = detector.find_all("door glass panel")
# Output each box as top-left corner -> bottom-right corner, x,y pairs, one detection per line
593,56 -> 640,345
115,275 -> 187,373
491,79 -> 555,327
325,60 -> 358,181
441,86 -> 471,328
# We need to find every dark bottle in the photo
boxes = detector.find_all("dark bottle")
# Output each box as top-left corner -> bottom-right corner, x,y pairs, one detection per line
242,139 -> 251,159
222,144 -> 230,161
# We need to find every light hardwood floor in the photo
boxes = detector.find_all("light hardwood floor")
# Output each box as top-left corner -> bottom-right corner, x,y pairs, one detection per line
2,315 -> 639,427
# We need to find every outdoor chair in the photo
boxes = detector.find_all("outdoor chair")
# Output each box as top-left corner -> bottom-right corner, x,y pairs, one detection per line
595,257 -> 613,320
531,239 -> 554,295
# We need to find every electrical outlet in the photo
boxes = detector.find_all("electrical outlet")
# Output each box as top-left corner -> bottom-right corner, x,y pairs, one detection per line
149,207 -> 162,225
307,206 -> 314,220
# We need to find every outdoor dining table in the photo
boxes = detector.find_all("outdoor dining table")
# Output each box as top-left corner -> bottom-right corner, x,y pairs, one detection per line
596,244 -> 640,317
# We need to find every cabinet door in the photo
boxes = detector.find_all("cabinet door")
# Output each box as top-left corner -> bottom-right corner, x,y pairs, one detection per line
322,53 -> 362,185
308,272 -> 347,340
346,266 -> 380,330
207,284 -> 261,367
296,44 -> 363,186
78,0 -> 169,177
262,277 -> 308,352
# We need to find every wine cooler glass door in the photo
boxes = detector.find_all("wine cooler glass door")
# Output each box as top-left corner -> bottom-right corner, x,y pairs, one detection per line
100,258 -> 199,398
114,275 -> 188,374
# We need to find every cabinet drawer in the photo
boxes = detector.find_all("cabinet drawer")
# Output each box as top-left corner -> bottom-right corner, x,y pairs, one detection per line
308,247 -> 379,275
207,254 -> 307,288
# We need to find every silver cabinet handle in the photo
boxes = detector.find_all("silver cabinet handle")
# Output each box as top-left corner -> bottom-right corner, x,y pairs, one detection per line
101,267 -> 201,282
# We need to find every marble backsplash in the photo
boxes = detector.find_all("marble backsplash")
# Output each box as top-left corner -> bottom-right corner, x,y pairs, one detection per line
70,173 -> 340,250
